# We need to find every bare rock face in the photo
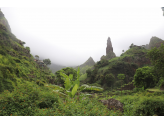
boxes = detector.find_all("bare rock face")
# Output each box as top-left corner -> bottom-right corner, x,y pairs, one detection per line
99,98 -> 124,113
149,36 -> 164,50
153,41 -> 164,50
106,37 -> 113,55
100,37 -> 116,60
106,51 -> 116,60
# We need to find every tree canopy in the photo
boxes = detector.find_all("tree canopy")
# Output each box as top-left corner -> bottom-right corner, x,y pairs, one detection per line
43,59 -> 51,66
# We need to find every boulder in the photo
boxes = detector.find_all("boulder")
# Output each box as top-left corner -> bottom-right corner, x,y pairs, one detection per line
99,98 -> 124,112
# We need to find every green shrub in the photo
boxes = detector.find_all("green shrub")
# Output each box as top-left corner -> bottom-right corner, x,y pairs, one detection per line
156,77 -> 164,88
132,86 -> 145,93
0,49 -> 6,56
114,80 -> 124,88
0,81 -> 59,116
133,97 -> 164,116
133,66 -> 157,90
36,80 -> 45,86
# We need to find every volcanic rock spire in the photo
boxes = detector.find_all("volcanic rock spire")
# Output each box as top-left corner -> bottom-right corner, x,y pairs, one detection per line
106,37 -> 113,55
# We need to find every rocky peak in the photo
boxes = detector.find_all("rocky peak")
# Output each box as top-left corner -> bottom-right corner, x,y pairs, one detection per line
83,57 -> 95,66
149,36 -> 164,49
77,56 -> 95,69
106,37 -> 113,55
100,37 -> 116,60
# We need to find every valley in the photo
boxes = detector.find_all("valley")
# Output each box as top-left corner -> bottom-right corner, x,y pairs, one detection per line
0,8 -> 164,116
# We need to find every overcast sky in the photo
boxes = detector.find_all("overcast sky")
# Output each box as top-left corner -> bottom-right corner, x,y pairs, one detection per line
1,7 -> 164,66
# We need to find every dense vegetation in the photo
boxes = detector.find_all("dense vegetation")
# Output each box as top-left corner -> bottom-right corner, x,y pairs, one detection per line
0,9 -> 164,116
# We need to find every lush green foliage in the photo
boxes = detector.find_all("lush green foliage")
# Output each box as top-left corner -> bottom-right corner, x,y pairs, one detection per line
58,67 -> 103,98
1,13 -> 164,116
133,66 -> 158,89
55,67 -> 77,86
117,74 -> 125,80
79,73 -> 87,82
146,43 -> 164,78
104,73 -> 115,87
86,68 -> 92,77
94,59 -> 109,68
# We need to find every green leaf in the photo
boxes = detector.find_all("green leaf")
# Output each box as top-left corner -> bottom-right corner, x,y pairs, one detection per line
78,85 -> 87,91
71,84 -> 79,98
60,72 -> 68,79
64,77 -> 72,91
69,74 -> 73,81
80,84 -> 103,92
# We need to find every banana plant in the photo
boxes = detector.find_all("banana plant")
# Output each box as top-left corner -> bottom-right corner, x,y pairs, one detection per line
54,67 -> 104,99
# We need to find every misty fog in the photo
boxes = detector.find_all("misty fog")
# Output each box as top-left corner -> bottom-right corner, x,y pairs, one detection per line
1,7 -> 164,66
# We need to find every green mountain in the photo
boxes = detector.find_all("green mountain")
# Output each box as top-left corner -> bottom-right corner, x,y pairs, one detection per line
0,9 -> 57,91
75,56 -> 95,74
1,8 -> 164,116
81,43 -> 158,90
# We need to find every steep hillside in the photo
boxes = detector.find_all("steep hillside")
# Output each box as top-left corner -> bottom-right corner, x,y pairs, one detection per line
0,8 -> 11,32
0,9 -> 57,93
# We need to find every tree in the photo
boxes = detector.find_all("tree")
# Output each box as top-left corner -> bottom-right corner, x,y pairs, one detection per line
43,59 -> 51,66
35,55 -> 39,60
129,43 -> 134,49
117,74 -> 125,96
146,43 -> 164,78
133,66 -> 158,90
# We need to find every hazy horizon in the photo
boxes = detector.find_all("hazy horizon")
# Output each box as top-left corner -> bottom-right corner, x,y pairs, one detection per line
1,7 -> 164,66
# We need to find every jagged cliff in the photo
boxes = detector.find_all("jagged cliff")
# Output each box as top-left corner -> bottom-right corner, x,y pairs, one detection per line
142,36 -> 164,50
